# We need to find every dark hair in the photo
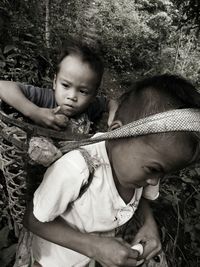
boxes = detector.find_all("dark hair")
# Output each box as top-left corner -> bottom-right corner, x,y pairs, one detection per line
115,74 -> 200,123
115,74 -> 200,163
56,40 -> 104,89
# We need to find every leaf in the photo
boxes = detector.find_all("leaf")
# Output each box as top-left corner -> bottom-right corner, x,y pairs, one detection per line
180,175 -> 195,184
0,48 -> 5,60
195,200 -> 200,211
0,61 -> 6,68
7,53 -> 19,59
184,224 -> 193,232
194,168 -> 200,176
188,169 -> 198,177
0,226 -> 9,250
42,76 -> 52,83
22,41 -> 37,47
3,45 -> 16,54
194,194 -> 200,201
24,33 -> 34,38
195,223 -> 200,230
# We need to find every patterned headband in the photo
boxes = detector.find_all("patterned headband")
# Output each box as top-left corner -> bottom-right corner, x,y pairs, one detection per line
60,108 -> 200,153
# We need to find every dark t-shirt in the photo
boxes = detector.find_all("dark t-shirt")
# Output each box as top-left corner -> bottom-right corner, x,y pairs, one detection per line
19,84 -> 107,122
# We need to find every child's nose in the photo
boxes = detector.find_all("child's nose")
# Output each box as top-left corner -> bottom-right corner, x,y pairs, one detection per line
66,88 -> 77,101
146,176 -> 160,186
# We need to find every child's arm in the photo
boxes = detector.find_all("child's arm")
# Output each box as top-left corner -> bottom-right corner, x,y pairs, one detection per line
23,201 -> 139,267
0,81 -> 68,130
24,150 -> 140,266
132,197 -> 161,261
107,99 -> 119,126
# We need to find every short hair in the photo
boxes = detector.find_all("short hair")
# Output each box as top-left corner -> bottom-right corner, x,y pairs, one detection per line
115,74 -> 200,163
56,40 -> 104,89
115,74 -> 200,123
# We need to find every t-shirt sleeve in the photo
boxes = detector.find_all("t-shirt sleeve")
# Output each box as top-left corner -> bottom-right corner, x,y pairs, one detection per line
18,83 -> 56,108
86,95 -> 107,122
33,150 -> 90,222
142,180 -> 160,200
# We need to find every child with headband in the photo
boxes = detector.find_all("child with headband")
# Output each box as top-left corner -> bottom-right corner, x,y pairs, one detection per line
23,74 -> 200,267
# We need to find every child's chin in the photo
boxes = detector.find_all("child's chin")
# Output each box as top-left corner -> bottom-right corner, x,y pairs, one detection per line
64,110 -> 77,117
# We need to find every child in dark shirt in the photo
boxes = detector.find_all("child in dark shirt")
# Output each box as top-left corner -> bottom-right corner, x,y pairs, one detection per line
0,41 -> 115,133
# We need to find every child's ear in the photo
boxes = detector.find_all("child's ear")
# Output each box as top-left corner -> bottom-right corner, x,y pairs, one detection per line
109,120 -> 123,131
53,74 -> 57,90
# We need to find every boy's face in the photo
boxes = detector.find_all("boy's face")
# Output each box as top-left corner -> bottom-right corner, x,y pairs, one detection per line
107,134 -> 193,190
53,54 -> 98,117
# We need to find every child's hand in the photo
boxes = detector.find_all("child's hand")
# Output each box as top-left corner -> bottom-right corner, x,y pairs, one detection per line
132,222 -> 161,262
30,107 -> 69,130
92,236 -> 139,266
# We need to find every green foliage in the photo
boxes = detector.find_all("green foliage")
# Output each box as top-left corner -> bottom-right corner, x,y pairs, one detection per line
172,0 -> 200,33
76,0 -> 165,73
74,0 -> 200,88
154,166 -> 200,266
0,171 -> 17,267
171,31 -> 200,87
0,42 -> 53,87
1,0 -> 199,85
0,44 -> 36,82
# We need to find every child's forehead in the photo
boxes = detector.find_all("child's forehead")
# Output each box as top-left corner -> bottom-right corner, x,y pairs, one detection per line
142,132 -> 193,150
60,54 -> 86,67
140,133 -> 195,164
60,53 -> 93,67
119,133 -> 195,165
58,54 -> 97,77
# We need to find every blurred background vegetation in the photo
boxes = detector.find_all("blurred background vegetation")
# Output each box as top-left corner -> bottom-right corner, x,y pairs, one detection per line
0,0 -> 200,266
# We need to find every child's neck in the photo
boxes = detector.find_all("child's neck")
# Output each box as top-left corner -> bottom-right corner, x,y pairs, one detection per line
117,184 -> 135,204
112,172 -> 135,204
106,142 -> 135,203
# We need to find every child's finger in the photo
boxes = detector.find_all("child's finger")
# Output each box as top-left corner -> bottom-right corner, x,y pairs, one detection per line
55,114 -> 69,127
128,247 -> 140,259
123,257 -> 138,267
142,240 -> 161,261
131,244 -> 143,256
53,106 -> 61,114
50,124 -> 62,131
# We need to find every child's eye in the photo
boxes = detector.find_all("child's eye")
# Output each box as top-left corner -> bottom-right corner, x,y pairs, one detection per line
62,83 -> 69,88
148,167 -> 159,172
145,166 -> 160,174
80,89 -> 89,95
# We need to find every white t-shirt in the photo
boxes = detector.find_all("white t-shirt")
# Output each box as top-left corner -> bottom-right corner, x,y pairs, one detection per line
32,140 -> 159,267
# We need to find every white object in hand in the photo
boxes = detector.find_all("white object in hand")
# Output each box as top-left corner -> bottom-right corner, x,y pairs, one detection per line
131,244 -> 144,266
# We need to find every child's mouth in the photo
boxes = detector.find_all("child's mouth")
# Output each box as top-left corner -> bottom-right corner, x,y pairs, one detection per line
64,104 -> 75,110
60,104 -> 77,116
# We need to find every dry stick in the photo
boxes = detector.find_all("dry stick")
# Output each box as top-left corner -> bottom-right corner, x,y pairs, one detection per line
0,110 -> 88,142
77,0 -> 102,49
172,201 -> 180,259
45,0 -> 50,48
166,231 -> 189,265
180,35 -> 193,74
173,28 -> 182,71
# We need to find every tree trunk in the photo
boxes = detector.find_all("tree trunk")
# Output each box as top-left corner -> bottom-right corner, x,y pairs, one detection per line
45,0 -> 50,48
173,28 -> 182,71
